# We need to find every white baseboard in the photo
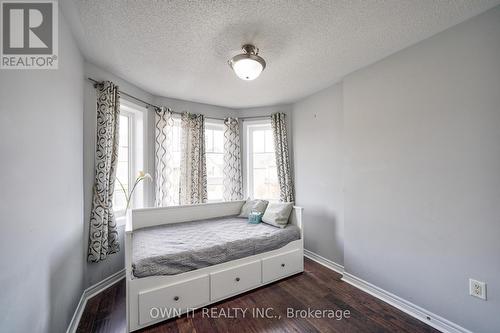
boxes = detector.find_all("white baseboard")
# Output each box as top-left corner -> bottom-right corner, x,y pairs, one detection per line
303,249 -> 470,333
304,249 -> 344,274
341,272 -> 472,333
66,269 -> 126,333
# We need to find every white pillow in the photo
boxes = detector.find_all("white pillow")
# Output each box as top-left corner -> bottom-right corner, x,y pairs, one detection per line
262,202 -> 294,228
238,199 -> 269,218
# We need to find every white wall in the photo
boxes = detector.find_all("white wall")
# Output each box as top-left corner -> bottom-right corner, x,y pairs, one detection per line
342,6 -> 500,332
0,14 -> 85,333
154,96 -> 237,120
292,84 -> 344,265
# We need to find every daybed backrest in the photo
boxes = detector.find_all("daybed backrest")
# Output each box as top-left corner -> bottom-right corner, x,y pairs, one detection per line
128,200 -> 246,230
126,201 -> 303,234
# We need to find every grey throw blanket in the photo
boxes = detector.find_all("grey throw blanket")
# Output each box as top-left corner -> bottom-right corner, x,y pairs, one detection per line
132,216 -> 300,278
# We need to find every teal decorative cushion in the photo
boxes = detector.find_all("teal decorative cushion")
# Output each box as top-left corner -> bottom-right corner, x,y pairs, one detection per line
238,199 -> 269,218
248,211 -> 263,224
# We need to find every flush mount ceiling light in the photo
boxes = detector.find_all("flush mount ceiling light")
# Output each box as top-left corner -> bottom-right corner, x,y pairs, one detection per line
229,44 -> 266,81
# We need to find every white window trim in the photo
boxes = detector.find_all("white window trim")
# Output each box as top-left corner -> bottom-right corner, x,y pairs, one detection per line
114,99 -> 148,224
243,119 -> 278,200
205,119 -> 225,203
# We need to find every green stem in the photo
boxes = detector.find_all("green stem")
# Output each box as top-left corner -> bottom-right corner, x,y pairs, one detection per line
117,174 -> 151,210
116,177 -> 130,209
126,176 -> 147,210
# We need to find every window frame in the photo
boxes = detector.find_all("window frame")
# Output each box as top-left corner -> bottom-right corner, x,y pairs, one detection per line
113,100 -> 148,220
205,119 -> 225,202
243,119 -> 280,201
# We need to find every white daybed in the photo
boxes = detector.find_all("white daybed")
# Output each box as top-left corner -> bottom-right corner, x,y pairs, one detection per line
125,200 -> 304,332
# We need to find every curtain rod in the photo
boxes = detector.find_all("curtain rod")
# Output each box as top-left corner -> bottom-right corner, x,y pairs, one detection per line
87,77 -> 271,122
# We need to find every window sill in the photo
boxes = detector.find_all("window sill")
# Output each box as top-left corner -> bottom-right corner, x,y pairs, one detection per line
206,199 -> 224,203
116,215 -> 126,227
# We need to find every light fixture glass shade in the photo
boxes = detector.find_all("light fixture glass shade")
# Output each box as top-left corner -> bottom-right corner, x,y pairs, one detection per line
229,44 -> 266,80
232,58 -> 263,80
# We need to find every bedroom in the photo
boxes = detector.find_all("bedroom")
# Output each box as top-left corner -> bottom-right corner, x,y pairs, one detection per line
0,1 -> 499,332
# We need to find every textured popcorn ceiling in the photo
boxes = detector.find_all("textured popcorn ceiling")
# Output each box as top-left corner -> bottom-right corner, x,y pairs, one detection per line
71,0 -> 499,108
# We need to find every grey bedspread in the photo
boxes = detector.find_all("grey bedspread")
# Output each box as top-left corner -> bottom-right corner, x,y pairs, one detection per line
132,216 -> 301,278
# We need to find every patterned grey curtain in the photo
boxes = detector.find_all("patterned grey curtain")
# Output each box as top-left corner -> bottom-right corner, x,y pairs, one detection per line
88,81 -> 120,263
223,117 -> 243,201
154,107 -> 178,206
180,112 -> 207,204
271,113 -> 295,202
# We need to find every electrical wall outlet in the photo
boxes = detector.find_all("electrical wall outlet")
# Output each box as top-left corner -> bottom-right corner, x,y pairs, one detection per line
469,279 -> 487,300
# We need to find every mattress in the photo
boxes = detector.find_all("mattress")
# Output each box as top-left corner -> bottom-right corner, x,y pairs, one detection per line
132,216 -> 301,278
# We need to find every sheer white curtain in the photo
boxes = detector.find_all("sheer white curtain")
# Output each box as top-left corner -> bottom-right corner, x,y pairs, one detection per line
154,107 -> 179,206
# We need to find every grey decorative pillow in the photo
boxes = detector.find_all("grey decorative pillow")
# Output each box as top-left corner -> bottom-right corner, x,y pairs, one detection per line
238,199 -> 269,218
262,202 -> 294,228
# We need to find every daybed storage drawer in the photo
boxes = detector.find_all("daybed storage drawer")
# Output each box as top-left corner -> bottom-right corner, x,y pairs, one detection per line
262,249 -> 303,283
138,275 -> 209,325
210,260 -> 261,301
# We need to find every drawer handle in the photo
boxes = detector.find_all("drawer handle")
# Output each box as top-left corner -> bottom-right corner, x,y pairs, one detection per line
173,296 -> 180,301
281,263 -> 286,267
235,277 -> 240,282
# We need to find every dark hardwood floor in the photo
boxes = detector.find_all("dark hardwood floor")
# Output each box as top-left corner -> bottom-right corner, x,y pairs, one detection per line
77,258 -> 439,333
